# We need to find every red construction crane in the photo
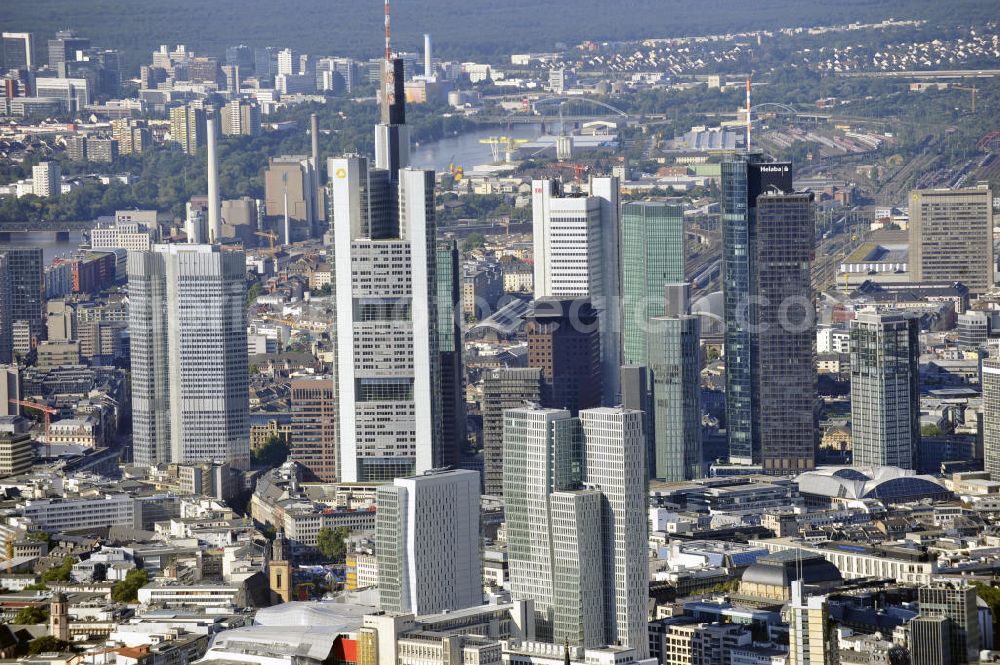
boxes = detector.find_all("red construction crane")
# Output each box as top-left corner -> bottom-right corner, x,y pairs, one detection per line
551,162 -> 589,183
9,399 -> 57,439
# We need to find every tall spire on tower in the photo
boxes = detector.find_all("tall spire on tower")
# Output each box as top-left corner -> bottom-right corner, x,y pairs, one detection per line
375,0 -> 409,175
384,0 -> 392,63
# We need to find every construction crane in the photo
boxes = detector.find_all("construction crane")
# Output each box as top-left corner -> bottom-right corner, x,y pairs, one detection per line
953,85 -> 977,113
10,399 -> 57,454
254,230 -> 279,251
551,162 -> 589,183
447,156 -> 464,182
479,136 -> 530,163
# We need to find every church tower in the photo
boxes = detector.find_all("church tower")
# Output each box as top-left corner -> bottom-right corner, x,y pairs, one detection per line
269,532 -> 292,603
50,592 -> 69,641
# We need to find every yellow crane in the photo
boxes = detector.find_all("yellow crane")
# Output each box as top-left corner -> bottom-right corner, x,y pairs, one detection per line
254,230 -> 279,251
953,84 -> 977,113
479,136 -> 530,163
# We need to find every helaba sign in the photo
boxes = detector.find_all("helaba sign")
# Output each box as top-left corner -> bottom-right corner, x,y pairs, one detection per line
748,161 -> 793,203
758,164 -> 790,174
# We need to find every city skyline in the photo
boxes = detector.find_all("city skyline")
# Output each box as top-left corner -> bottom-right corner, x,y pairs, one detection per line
0,5 -> 996,665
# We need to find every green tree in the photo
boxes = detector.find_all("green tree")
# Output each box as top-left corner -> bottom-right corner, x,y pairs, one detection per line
316,526 -> 349,563
461,232 -> 486,252
13,606 -> 48,624
252,435 -> 290,468
27,635 -> 71,655
246,283 -> 262,307
40,556 -> 75,583
110,568 -> 149,603
921,423 -> 944,437
975,583 -> 1000,639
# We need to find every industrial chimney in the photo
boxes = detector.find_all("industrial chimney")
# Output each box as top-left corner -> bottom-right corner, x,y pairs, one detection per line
424,34 -> 432,78
206,113 -> 221,244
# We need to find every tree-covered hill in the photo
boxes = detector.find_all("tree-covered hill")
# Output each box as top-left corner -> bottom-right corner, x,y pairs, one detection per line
3,0 -> 997,75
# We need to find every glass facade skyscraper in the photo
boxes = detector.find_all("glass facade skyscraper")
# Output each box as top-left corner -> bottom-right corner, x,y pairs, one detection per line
850,310 -> 920,470
621,201 -> 685,367
329,157 -> 441,482
503,405 -> 648,655
436,239 -> 465,468
754,190 -> 816,474
482,367 -> 542,495
128,244 -> 250,469
720,155 -> 794,467
648,313 -> 702,480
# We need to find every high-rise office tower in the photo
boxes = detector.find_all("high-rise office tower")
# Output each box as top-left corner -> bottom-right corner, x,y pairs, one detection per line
527,298 -> 602,415
580,408 -> 649,657
2,33 -> 34,71
47,31 -> 88,70
289,375 -> 337,482
0,257 -> 11,364
1,247 -> 43,352
909,616 -> 951,665
375,469 -> 481,615
721,157 -> 817,473
754,190 -> 816,474
647,284 -> 702,481
621,201 -> 686,366
850,310 -> 920,469
253,47 -> 278,78
532,177 -> 622,402
983,357 -> 1000,481
375,58 -> 410,179
504,405 -> 648,655
481,367 -> 542,495
909,186 -> 994,293
329,156 -> 440,482
788,581 -> 836,665
128,244 -> 249,468
225,45 -> 254,70
436,240 -> 466,467
265,156 -> 317,242
918,583 -> 979,665
722,155 -> 790,465
504,406 -> 600,645
169,105 -> 206,155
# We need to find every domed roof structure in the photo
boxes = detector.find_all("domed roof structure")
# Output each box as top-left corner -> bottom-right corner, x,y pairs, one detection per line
795,466 -> 951,504
741,549 -> 842,588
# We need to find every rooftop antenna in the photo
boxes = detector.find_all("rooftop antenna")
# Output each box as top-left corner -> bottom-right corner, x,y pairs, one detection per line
384,0 -> 392,64
745,76 -> 752,152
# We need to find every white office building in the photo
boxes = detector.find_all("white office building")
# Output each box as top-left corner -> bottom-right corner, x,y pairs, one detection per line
376,469 -> 481,615
34,78 -> 90,113
329,156 -> 440,482
276,48 -> 298,76
128,244 -> 250,468
580,408 -> 649,657
90,218 -> 155,254
31,161 -> 60,198
15,494 -> 137,533
503,405 -> 648,654
531,177 -> 621,402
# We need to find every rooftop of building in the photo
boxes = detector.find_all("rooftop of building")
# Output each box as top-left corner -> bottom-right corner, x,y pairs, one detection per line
741,550 -> 843,588
252,597 -> 377,632
795,466 -> 950,503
